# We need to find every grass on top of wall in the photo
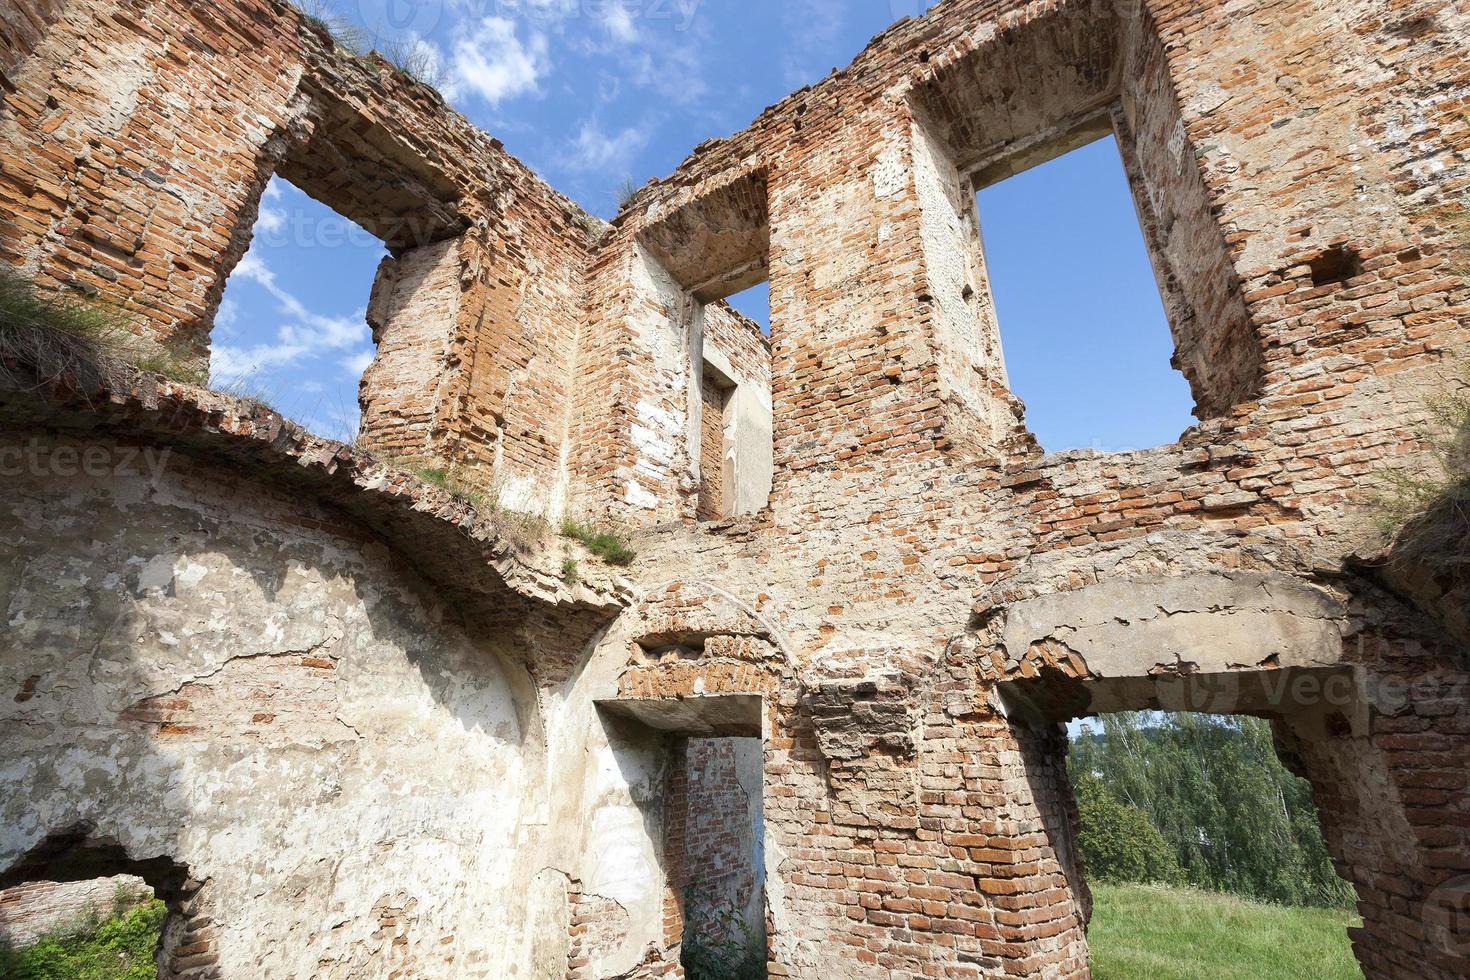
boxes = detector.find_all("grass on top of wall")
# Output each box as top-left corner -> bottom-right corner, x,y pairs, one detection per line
399,462 -> 550,551
0,898 -> 167,980
1088,883 -> 1362,980
0,273 -> 204,388
561,520 -> 637,566
1376,378 -> 1470,576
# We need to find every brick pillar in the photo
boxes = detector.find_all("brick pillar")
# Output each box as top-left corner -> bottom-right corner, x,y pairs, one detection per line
359,237 -> 465,462
661,736 -> 690,973
765,105 -> 955,490
573,240 -> 698,525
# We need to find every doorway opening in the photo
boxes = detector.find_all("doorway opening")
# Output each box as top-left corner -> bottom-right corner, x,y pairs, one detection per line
597,687 -> 769,979
673,736 -> 766,979
1068,711 -> 1360,977
0,875 -> 161,974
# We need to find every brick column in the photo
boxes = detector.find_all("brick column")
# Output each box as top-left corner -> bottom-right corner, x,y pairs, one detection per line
765,103 -> 971,491
661,736 -> 690,973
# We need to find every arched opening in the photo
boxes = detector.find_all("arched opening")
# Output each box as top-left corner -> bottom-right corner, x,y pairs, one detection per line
975,569 -> 1467,978
0,827 -> 208,980
1067,710 -> 1359,977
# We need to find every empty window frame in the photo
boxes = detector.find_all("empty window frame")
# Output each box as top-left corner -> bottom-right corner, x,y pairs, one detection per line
974,135 -> 1194,453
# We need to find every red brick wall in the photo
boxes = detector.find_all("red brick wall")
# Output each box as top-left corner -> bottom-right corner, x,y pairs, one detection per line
0,0 -> 597,514
697,375 -> 726,521
3,0 -> 1468,977
680,738 -> 763,949
0,876 -> 151,946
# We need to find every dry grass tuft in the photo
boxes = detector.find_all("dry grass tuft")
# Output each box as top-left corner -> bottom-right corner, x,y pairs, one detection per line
376,37 -> 448,88
0,273 -> 204,391
293,0 -> 367,53
1376,378 -> 1470,572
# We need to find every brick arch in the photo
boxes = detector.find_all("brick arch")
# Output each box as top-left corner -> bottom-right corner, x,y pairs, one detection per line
627,579 -> 796,662
1,825 -> 216,980
962,568 -> 1470,980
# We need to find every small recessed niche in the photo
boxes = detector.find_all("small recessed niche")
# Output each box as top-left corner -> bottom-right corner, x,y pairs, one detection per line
1308,245 -> 1363,288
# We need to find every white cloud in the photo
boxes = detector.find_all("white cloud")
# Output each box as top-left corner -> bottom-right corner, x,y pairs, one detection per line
600,2 -> 639,43
444,16 -> 549,106
566,120 -> 650,173
215,296 -> 239,336
341,349 -> 376,375
781,0 -> 848,88
210,247 -> 372,387
620,36 -> 706,105
254,205 -> 286,236
452,0 -> 575,21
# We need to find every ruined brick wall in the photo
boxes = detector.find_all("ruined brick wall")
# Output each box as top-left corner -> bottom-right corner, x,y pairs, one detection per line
0,0 -> 303,356
0,419 -> 632,979
0,875 -> 151,945
697,374 -> 727,520
2,0 -> 1469,977
579,0 -> 1469,976
703,304 -> 769,391
0,0 -> 599,515
679,738 -> 764,949
0,0 -> 65,71
358,239 -> 463,462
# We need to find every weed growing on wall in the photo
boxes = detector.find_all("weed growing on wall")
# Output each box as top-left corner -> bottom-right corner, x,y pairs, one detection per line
291,0 -> 365,54
615,177 -> 642,211
376,38 -> 448,88
0,274 -> 204,389
0,899 -> 166,980
1376,375 -> 1470,574
561,521 -> 637,566
680,898 -> 765,980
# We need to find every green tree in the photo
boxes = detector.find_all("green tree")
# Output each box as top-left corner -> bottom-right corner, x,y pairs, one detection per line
1073,771 -> 1182,885
1069,713 -> 1355,909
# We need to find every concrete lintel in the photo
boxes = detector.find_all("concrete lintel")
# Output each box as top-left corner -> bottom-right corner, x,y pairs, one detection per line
596,695 -> 763,737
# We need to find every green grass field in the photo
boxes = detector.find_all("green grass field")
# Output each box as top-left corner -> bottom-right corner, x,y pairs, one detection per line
1089,883 -> 1363,980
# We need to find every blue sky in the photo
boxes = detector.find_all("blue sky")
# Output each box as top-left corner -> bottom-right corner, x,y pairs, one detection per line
977,137 -> 1195,452
214,0 -> 1194,450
